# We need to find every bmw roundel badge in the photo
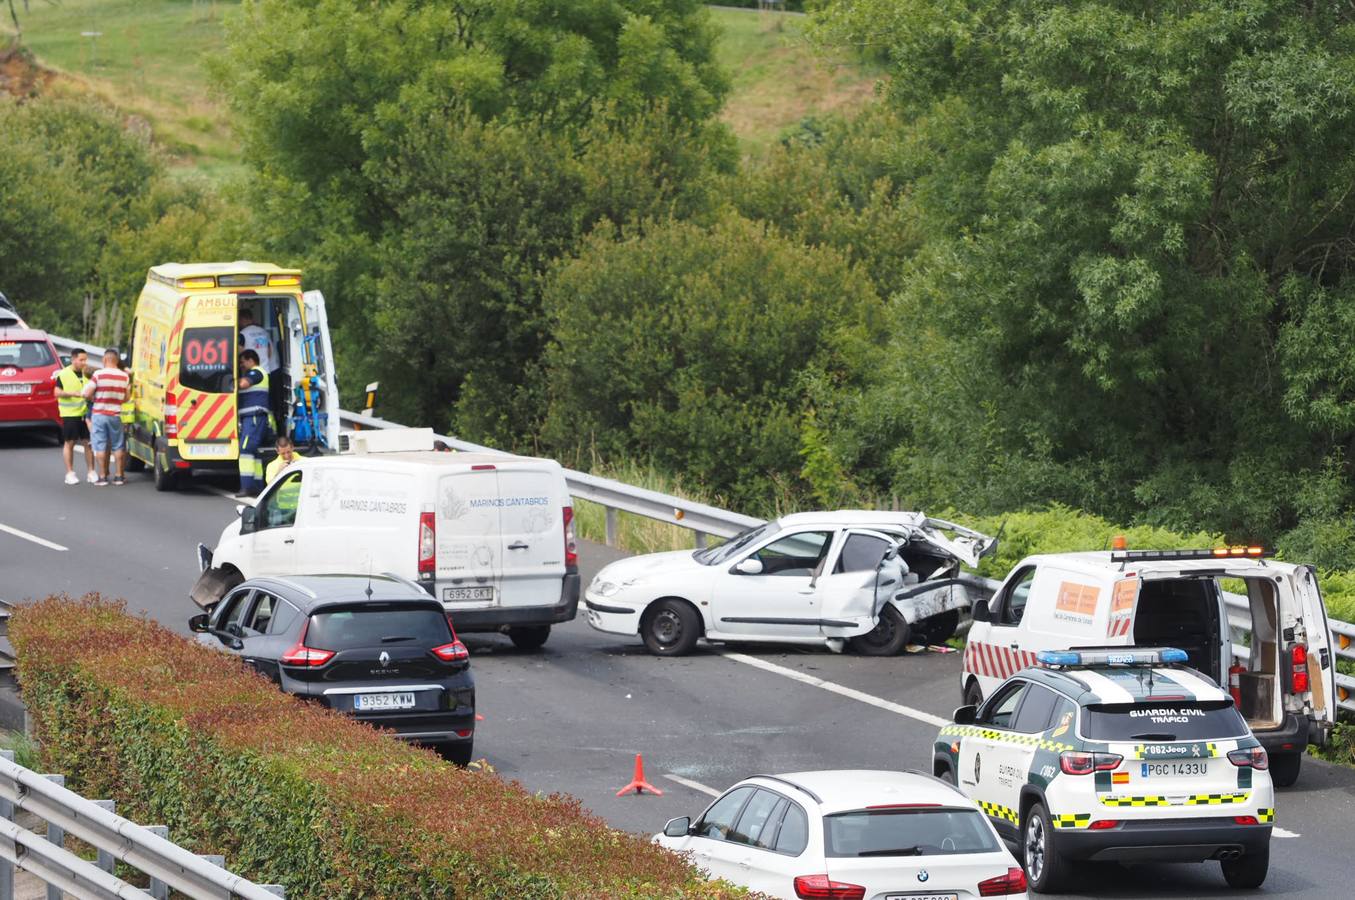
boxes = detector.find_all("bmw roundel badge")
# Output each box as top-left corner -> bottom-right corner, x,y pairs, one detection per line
917,869 -> 929,883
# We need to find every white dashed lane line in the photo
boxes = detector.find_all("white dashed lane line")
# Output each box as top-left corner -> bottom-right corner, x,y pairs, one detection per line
0,522 -> 68,552
722,652 -> 949,728
664,774 -> 721,797
1274,827 -> 1300,838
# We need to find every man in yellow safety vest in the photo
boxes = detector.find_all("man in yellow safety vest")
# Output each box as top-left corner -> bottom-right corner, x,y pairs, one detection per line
52,348 -> 95,486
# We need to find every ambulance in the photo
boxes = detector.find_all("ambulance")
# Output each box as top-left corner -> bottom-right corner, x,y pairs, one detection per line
962,547 -> 1337,786
127,262 -> 338,490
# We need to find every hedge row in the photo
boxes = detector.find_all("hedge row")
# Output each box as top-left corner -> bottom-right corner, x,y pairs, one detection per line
11,596 -> 752,899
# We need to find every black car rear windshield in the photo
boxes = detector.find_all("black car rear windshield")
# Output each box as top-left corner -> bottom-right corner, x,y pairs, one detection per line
307,603 -> 451,650
1082,701 -> 1247,741
823,808 -> 1000,857
0,340 -> 55,368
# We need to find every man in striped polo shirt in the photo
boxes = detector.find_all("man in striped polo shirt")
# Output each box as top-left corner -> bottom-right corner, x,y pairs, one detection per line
82,348 -> 131,486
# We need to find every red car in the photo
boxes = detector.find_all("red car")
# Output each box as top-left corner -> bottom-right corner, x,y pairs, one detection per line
0,327 -> 63,434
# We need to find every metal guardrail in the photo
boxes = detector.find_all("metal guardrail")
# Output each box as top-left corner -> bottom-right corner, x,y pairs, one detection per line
44,330 -> 1355,715
0,752 -> 283,900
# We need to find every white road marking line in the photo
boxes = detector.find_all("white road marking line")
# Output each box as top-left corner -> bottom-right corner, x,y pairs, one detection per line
1273,827 -> 1299,838
0,522 -> 68,552
722,652 -> 949,727
664,774 -> 720,797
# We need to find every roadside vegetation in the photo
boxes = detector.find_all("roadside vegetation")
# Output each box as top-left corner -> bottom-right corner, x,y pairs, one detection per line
11,595 -> 755,899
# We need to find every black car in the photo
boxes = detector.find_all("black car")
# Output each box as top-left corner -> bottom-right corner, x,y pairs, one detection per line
190,574 -> 476,764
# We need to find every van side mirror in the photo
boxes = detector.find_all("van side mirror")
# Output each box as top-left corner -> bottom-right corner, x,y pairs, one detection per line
970,598 -> 990,623
734,558 -> 764,576
188,613 -> 211,634
663,816 -> 692,838
953,704 -> 977,725
239,506 -> 258,534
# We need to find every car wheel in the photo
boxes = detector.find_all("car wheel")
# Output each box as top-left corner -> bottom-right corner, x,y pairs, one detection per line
916,609 -> 960,645
1221,844 -> 1269,889
963,678 -> 984,709
1268,751 -> 1301,787
437,740 -> 475,767
1023,802 -> 1071,893
153,440 -> 178,492
507,625 -> 551,651
641,599 -> 700,656
849,605 -> 910,656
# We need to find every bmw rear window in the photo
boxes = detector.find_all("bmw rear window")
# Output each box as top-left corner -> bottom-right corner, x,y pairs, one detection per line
823,808 -> 1000,857
1081,700 -> 1247,741
307,603 -> 451,650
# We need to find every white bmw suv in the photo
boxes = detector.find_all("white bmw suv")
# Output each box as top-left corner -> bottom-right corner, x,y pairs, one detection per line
654,770 -> 1028,899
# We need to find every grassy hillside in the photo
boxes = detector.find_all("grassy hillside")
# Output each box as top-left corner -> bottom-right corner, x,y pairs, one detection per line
3,3 -> 876,175
1,0 -> 240,178
709,6 -> 877,152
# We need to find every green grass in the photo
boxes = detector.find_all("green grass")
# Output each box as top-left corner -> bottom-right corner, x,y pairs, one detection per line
708,6 -> 878,153
2,0 -> 238,175
5,3 -> 876,174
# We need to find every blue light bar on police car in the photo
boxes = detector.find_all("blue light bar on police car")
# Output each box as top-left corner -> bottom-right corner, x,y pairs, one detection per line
1036,647 -> 1189,668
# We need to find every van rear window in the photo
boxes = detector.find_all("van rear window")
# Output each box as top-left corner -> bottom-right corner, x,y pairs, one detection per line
1082,701 -> 1246,741
179,326 -> 234,393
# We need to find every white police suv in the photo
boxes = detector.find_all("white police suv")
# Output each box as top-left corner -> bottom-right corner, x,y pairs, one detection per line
933,648 -> 1274,892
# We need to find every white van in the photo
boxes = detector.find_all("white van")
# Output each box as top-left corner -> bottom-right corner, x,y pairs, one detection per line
192,429 -> 579,649
963,547 -> 1337,786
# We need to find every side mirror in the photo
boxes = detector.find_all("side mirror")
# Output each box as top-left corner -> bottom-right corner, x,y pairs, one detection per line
970,598 -> 990,623
663,816 -> 691,838
953,704 -> 977,725
734,557 -> 764,576
188,613 -> 211,634
240,506 -> 258,534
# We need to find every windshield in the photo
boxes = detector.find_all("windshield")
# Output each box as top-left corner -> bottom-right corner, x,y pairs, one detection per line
694,521 -> 778,566
0,340 -> 55,369
307,603 -> 452,650
1082,700 -> 1247,741
824,808 -> 1000,857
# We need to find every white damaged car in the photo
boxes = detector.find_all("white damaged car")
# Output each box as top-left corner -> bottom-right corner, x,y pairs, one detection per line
584,511 -> 1000,656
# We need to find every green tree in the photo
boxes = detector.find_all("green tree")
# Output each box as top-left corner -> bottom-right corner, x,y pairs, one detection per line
814,0 -> 1355,537
542,212 -> 883,510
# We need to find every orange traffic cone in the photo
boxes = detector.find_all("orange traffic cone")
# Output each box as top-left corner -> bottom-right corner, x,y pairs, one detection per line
616,753 -> 664,797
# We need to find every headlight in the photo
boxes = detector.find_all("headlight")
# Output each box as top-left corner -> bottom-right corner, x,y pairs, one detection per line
592,580 -> 620,597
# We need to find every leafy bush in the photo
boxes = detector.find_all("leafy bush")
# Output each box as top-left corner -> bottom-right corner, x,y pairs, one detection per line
11,596 -> 749,900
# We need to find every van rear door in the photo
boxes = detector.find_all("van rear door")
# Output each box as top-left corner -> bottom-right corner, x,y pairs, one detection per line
1293,566 -> 1337,731
495,463 -> 566,610
436,467 -> 503,610
174,296 -> 239,463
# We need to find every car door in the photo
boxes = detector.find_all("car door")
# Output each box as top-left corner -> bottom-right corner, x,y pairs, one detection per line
711,530 -> 834,640
247,470 -> 302,574
237,590 -> 298,683
975,566 -> 1037,695
814,530 -> 898,637
959,680 -> 1028,838
999,684 -> 1063,818
722,789 -> 802,894
685,786 -> 758,882
208,588 -> 255,653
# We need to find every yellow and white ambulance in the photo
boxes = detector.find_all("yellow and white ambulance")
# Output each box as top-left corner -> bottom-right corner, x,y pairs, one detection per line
127,262 -> 338,490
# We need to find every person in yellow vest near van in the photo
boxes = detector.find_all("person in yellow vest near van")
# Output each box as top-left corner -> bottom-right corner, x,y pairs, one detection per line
265,435 -> 298,484
52,347 -> 96,486
236,349 -> 270,498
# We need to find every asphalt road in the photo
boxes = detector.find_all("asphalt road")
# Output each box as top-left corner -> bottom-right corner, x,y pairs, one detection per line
3,428 -> 1354,898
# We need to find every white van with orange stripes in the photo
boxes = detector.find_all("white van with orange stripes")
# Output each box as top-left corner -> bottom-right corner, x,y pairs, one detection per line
127,262 -> 338,490
962,548 -> 1337,786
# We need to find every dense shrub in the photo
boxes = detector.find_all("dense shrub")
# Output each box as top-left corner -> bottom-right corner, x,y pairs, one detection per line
11,596 -> 750,900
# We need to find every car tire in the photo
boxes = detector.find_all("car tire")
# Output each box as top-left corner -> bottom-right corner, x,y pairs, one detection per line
1268,751 -> 1301,787
1023,802 -> 1072,893
507,625 -> 551,651
1221,844 -> 1269,889
916,609 -> 960,645
848,605 -> 910,656
153,440 -> 179,492
438,740 -> 475,767
963,678 -> 984,709
641,599 -> 700,656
